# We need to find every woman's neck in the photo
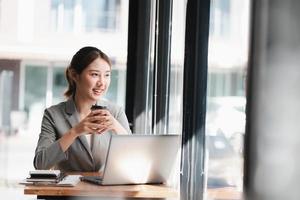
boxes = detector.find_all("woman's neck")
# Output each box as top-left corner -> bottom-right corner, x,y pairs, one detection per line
73,94 -> 96,118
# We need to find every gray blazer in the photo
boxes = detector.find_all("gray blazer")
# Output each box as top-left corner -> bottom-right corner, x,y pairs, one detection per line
33,98 -> 131,172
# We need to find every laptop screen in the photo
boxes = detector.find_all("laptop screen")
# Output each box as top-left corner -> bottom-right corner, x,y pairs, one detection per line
100,134 -> 181,185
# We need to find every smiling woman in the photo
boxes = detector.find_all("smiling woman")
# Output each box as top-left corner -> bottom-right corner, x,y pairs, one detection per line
66,47 -> 112,104
33,46 -> 131,172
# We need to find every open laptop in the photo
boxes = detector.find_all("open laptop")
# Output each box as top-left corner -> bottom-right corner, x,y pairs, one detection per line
80,134 -> 180,185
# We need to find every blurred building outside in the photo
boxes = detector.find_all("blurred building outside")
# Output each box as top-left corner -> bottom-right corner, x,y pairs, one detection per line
205,0 -> 250,195
0,1 -> 129,199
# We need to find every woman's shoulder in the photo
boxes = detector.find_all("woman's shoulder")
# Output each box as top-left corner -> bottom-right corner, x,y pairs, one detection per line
98,99 -> 123,115
47,101 -> 66,110
45,101 -> 68,115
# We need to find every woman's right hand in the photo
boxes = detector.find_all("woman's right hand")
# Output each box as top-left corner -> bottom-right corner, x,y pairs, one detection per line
70,112 -> 103,137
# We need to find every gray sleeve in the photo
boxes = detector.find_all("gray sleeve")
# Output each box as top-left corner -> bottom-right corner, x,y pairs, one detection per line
33,109 -> 67,169
115,107 -> 132,134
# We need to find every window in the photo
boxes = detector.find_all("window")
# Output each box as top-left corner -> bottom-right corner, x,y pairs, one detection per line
168,0 -> 186,134
24,65 -> 47,135
24,65 -> 47,115
82,0 -> 120,31
50,0 -> 75,32
52,66 -> 67,105
206,0 -> 250,199
210,0 -> 230,37
104,67 -> 126,108
50,0 -> 121,32
0,70 -> 13,130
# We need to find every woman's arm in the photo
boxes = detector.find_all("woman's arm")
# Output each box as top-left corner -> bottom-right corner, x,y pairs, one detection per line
34,108 -> 105,169
33,110 -> 68,169
58,129 -> 78,152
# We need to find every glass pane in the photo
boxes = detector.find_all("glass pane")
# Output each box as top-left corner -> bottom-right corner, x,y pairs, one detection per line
52,67 -> 67,105
50,0 -> 75,32
0,71 -> 13,130
24,66 -> 47,131
104,67 -> 126,109
63,0 -> 75,32
205,0 -> 250,199
82,0 -> 120,31
168,0 -> 187,134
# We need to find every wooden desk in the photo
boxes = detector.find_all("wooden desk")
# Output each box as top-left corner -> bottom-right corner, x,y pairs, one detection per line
23,173 -> 178,199
207,187 -> 242,200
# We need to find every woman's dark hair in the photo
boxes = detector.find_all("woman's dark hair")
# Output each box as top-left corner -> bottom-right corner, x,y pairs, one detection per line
64,46 -> 111,98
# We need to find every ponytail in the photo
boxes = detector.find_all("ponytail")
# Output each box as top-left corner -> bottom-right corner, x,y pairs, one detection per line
64,67 -> 76,98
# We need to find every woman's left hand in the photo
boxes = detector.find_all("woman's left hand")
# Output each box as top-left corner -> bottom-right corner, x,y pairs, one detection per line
91,109 -> 127,134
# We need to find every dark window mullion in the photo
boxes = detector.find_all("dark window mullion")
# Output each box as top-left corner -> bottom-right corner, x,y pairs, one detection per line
126,0 -> 154,134
153,0 -> 173,135
181,0 -> 211,199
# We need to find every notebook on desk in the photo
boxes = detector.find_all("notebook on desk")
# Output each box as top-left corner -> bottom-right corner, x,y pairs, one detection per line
20,175 -> 82,187
80,134 -> 180,185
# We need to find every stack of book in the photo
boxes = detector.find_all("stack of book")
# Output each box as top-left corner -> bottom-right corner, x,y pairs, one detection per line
26,170 -> 66,184
20,170 -> 81,187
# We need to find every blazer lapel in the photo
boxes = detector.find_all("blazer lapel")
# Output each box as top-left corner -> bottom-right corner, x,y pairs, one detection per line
65,99 -> 94,161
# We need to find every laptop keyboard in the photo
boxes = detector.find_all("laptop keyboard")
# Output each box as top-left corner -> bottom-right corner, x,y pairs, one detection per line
80,176 -> 103,185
